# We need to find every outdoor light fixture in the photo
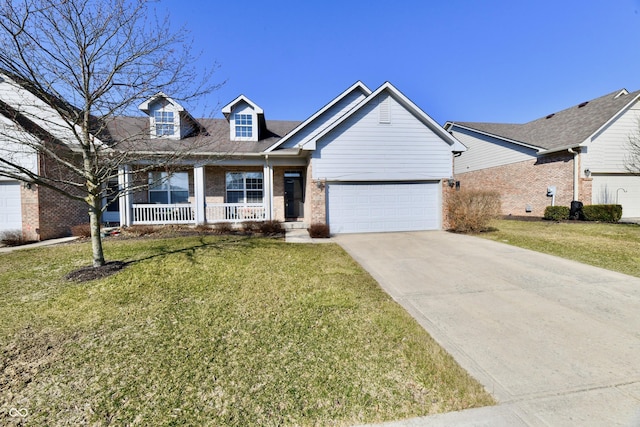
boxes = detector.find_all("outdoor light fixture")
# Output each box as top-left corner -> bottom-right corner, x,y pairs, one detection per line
315,181 -> 325,190
584,168 -> 591,177
448,178 -> 456,187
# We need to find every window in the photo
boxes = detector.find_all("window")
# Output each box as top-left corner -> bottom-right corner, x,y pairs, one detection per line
234,113 -> 253,138
154,111 -> 174,136
149,172 -> 189,204
226,172 -> 263,203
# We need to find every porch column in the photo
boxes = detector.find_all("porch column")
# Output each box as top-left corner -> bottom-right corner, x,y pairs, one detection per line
118,165 -> 132,227
194,165 -> 206,224
263,158 -> 273,220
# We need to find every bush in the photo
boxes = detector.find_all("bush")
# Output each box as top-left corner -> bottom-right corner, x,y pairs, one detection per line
582,204 -> 622,222
448,189 -> 501,233
213,222 -> 233,234
259,220 -> 284,236
70,223 -> 92,237
543,206 -> 570,221
125,225 -> 158,236
308,223 -> 331,238
241,221 -> 261,234
0,230 -> 27,246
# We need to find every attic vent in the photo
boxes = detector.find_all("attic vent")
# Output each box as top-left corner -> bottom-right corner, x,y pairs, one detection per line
379,97 -> 391,124
546,113 -> 555,119
578,101 -> 589,108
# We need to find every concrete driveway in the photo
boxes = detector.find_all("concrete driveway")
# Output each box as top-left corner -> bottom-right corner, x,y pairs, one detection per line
335,231 -> 640,426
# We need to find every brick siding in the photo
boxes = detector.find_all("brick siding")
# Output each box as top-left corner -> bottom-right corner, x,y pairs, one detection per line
455,152 -> 576,217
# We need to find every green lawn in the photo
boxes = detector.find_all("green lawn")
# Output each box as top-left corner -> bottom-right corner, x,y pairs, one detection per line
0,235 -> 493,426
481,219 -> 640,277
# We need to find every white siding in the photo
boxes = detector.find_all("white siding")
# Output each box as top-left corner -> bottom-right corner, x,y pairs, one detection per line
585,101 -> 640,173
312,93 -> 452,181
452,127 -> 537,174
279,90 -> 367,149
0,114 -> 38,179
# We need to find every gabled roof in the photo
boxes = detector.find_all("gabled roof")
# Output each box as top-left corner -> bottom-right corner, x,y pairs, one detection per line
138,92 -> 185,113
310,82 -> 466,152
264,81 -> 372,152
221,94 -> 264,119
447,88 -> 640,153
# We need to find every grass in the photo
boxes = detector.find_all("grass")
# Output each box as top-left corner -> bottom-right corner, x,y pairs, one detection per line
480,219 -> 640,277
0,235 -> 493,426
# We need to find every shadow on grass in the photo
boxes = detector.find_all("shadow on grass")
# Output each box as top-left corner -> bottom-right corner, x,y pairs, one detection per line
66,235 -> 274,283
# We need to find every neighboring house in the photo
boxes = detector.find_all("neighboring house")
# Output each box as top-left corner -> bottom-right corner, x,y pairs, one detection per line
445,88 -> 640,218
0,78 -> 465,239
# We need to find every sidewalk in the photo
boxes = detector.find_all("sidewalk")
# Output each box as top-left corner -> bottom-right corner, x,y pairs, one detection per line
0,236 -> 79,254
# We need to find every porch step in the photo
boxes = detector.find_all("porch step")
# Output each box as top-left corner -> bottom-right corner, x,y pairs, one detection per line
282,221 -> 308,230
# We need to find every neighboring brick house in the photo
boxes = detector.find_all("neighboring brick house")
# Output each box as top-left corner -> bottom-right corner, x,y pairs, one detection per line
445,88 -> 640,218
1,75 -> 465,239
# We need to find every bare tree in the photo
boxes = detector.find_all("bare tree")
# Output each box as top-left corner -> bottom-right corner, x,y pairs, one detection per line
0,0 -> 221,266
627,120 -> 640,174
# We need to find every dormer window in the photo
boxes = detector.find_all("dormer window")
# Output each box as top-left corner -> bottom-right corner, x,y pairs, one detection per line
154,111 -> 175,136
234,113 -> 253,138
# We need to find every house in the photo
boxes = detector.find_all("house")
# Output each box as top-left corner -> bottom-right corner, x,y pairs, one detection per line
444,88 -> 640,218
0,77 -> 465,239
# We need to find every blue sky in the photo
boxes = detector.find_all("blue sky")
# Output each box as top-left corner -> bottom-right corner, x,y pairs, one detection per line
162,0 -> 640,125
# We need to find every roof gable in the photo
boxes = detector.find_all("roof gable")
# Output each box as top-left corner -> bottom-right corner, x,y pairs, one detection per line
265,81 -> 371,152
311,82 -> 466,152
449,88 -> 640,153
221,94 -> 264,119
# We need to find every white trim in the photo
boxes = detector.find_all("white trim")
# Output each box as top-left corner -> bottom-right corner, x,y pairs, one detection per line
194,166 -> 206,224
311,82 -> 466,152
445,122 -> 542,152
221,94 -> 264,117
264,81 -> 372,153
138,92 -> 185,113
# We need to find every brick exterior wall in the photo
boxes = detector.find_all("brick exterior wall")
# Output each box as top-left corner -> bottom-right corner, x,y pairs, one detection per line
441,180 -> 454,230
456,152 -> 576,217
19,154 -> 88,241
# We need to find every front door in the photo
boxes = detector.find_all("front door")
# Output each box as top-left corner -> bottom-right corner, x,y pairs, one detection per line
284,172 -> 303,219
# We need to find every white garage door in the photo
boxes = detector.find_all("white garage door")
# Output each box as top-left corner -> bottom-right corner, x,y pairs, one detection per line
0,181 -> 22,233
327,182 -> 440,233
592,175 -> 640,217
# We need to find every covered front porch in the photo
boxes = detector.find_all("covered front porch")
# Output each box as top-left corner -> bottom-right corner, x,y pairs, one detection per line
109,161 -> 310,227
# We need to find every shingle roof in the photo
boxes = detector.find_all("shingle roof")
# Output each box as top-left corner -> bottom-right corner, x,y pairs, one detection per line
453,88 -> 640,152
105,117 -> 301,155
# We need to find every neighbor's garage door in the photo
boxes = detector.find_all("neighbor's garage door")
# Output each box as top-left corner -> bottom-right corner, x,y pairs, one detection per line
0,181 -> 22,233
592,175 -> 640,217
327,182 -> 440,233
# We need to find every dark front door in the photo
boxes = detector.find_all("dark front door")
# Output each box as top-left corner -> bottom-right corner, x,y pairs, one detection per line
284,172 -> 303,219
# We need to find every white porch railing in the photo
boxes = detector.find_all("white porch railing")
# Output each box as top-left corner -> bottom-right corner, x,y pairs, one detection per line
131,203 -> 267,225
206,203 -> 266,223
132,204 -> 195,225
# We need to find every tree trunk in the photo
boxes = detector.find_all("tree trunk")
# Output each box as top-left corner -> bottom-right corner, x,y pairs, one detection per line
89,195 -> 105,267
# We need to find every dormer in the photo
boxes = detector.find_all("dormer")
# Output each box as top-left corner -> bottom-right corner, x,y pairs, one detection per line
221,95 -> 264,142
139,93 -> 198,140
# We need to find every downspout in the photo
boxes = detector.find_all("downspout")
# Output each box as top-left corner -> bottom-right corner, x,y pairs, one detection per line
568,148 -> 579,201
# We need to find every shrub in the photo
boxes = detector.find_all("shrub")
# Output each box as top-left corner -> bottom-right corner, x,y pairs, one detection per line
308,223 -> 331,238
213,222 -> 233,234
0,230 -> 27,246
125,225 -> 158,236
582,204 -> 622,222
70,223 -> 92,237
448,189 -> 501,233
543,206 -> 570,221
259,220 -> 284,236
241,221 -> 261,234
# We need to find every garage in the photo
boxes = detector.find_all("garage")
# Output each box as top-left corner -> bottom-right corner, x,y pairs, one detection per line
0,181 -> 22,234
592,175 -> 640,217
327,182 -> 440,233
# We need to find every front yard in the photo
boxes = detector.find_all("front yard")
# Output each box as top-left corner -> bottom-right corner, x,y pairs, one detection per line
481,219 -> 640,277
0,235 -> 493,426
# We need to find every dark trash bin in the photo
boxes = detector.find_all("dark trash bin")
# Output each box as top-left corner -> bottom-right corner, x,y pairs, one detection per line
570,201 -> 584,220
